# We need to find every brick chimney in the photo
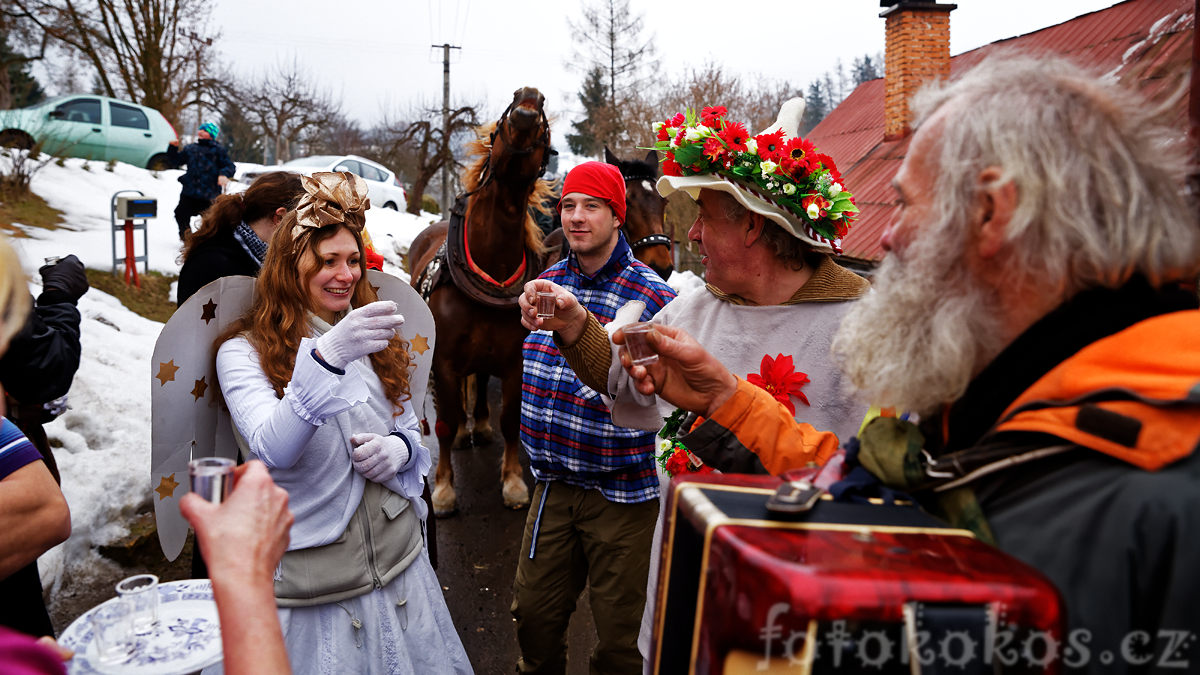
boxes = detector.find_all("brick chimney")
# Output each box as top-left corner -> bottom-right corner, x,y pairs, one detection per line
881,1 -> 957,140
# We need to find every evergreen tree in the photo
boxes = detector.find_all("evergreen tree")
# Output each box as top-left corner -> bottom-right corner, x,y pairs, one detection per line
219,100 -> 265,164
800,81 -> 828,135
567,66 -> 608,156
852,54 -> 882,85
0,28 -> 44,109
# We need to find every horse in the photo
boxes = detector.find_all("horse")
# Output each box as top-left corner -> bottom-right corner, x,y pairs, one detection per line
542,147 -> 675,280
408,87 -> 554,516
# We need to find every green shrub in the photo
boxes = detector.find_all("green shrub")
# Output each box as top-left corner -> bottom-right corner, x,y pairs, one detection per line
420,193 -> 441,215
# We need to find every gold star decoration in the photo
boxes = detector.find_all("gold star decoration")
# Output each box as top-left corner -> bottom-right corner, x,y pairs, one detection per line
154,473 -> 179,500
411,334 -> 430,355
190,377 -> 208,401
200,299 -> 218,324
155,360 -> 180,386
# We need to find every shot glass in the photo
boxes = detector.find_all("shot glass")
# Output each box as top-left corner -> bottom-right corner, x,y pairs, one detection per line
536,291 -> 556,319
189,457 -> 235,504
622,322 -> 659,366
89,602 -> 134,666
116,573 -> 159,635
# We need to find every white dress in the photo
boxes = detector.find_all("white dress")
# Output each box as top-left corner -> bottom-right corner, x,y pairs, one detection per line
211,321 -> 473,675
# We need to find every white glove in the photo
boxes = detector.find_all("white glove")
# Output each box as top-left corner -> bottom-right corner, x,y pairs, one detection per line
349,432 -> 410,482
314,301 -> 404,369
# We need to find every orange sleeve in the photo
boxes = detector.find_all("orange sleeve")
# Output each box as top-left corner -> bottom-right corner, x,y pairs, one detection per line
693,378 -> 840,474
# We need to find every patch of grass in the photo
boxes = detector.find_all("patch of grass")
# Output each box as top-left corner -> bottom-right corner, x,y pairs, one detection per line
86,268 -> 178,323
0,191 -> 65,235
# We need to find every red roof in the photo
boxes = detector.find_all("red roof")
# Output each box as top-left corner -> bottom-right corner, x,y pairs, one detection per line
809,0 -> 1195,263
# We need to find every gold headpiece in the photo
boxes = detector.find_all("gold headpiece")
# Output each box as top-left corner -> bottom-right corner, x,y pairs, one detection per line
292,171 -> 371,240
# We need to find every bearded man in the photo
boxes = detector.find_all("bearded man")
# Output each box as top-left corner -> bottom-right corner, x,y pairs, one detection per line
616,53 -> 1200,666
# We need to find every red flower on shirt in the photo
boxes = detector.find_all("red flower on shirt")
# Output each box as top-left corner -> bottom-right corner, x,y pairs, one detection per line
746,354 -> 810,415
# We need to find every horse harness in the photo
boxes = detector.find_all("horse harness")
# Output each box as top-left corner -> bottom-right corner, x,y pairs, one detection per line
415,195 -> 544,309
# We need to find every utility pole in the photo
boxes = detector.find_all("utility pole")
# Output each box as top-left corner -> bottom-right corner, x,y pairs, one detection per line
434,43 -> 461,213
182,31 -> 213,137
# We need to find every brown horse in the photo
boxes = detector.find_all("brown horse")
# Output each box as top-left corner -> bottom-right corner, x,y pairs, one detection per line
409,87 -> 554,516
543,147 -> 675,279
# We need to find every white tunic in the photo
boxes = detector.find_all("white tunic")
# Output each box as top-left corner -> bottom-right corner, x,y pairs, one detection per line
605,285 -> 869,670
212,326 -> 472,675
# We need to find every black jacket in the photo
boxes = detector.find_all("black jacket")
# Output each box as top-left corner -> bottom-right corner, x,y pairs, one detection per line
166,139 -> 236,201
921,278 -> 1200,673
0,291 -> 82,405
177,228 -> 262,306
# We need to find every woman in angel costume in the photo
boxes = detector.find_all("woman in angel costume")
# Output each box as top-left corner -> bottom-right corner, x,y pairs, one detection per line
212,171 -> 471,674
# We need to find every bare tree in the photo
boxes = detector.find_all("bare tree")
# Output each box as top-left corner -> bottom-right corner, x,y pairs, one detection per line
377,102 -> 478,215
567,0 -> 657,153
639,62 -> 801,147
234,60 -> 339,164
11,0 -> 215,128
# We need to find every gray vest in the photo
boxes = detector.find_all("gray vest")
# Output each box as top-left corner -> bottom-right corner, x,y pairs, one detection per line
273,478 -> 424,607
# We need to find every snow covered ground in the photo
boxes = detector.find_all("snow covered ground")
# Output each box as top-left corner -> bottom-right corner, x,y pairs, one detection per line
3,153 -> 702,607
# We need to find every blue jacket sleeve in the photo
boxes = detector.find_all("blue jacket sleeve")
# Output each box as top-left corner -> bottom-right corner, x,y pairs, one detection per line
216,146 -> 236,178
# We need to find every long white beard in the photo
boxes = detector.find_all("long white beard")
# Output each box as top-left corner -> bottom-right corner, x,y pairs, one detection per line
832,222 -> 1008,417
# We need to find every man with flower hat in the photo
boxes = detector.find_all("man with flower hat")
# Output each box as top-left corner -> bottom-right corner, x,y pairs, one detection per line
166,121 -> 236,241
519,99 -> 871,667
513,161 -> 676,674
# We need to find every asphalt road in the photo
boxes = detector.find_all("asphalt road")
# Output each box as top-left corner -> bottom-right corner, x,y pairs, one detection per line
429,378 -> 598,675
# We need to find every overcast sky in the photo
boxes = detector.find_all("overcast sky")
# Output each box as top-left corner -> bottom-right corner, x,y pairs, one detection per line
211,0 -> 1119,137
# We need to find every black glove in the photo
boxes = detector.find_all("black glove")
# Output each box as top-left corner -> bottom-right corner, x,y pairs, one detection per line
38,254 -> 89,305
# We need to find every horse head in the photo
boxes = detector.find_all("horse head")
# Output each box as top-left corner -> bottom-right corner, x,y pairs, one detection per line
606,147 -> 674,279
488,87 -> 553,188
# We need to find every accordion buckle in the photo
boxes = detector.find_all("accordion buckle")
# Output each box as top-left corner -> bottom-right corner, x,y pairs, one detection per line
766,479 -> 824,514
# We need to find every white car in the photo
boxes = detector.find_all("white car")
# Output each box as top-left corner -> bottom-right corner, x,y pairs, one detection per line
247,154 -> 408,210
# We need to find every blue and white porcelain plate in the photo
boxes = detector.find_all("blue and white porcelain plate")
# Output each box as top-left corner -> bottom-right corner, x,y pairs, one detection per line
60,579 -> 222,675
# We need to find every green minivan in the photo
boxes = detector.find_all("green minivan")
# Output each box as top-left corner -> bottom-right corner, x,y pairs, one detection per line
0,94 -> 178,169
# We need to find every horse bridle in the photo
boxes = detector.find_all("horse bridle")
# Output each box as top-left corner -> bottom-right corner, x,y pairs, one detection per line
618,168 -> 673,253
463,96 -> 555,201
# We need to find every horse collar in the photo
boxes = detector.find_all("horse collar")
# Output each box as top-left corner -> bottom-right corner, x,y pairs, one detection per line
631,233 -> 672,250
442,199 -> 537,308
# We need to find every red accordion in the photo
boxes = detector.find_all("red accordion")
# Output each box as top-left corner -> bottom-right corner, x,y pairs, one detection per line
650,473 -> 1064,674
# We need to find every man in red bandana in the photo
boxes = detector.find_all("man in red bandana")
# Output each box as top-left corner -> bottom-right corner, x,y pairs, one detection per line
512,161 -> 676,674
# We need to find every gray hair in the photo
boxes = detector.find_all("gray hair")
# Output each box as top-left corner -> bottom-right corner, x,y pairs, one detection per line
712,189 -> 810,270
911,52 -> 1200,294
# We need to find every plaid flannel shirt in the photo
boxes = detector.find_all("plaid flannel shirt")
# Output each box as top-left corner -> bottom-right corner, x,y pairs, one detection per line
520,233 -> 676,503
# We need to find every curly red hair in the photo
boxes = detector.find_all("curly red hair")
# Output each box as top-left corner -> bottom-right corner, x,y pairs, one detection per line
217,213 -> 412,413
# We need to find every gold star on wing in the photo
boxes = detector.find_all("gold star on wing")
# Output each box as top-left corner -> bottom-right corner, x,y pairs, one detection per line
410,334 -> 430,355
154,473 -> 179,500
190,377 -> 208,401
200,299 -> 217,324
155,360 -> 180,386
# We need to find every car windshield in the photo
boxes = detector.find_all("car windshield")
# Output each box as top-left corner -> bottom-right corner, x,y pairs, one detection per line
283,156 -> 339,168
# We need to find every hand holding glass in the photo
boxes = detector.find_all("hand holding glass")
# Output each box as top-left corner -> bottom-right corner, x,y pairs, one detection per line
536,291 -> 556,319
623,322 -> 659,366
189,457 -> 235,504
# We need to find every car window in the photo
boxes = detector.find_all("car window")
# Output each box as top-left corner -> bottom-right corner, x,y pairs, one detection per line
359,163 -> 386,182
110,102 -> 149,130
335,159 -> 364,177
55,98 -> 102,125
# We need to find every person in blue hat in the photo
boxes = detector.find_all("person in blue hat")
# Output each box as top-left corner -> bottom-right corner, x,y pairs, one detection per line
166,121 -> 236,242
